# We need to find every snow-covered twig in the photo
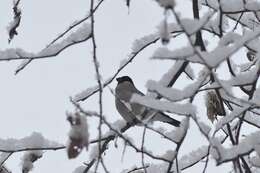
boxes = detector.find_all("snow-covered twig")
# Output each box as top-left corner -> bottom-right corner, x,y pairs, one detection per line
131,94 -> 196,116
211,130 -> 260,164
166,118 -> 190,172
0,132 -> 63,153
0,22 -> 92,67
146,68 -> 210,102
15,0 -> 105,74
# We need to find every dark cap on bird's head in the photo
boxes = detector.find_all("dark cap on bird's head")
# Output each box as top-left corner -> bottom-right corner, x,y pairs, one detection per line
116,76 -> 134,84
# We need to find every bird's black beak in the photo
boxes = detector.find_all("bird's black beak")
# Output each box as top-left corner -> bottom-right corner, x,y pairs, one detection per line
116,77 -> 120,82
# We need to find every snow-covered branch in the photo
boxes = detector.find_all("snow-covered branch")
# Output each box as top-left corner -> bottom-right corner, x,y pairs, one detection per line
1,23 -> 91,62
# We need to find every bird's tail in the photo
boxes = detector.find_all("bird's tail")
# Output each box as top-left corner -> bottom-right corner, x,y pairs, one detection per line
153,112 -> 180,127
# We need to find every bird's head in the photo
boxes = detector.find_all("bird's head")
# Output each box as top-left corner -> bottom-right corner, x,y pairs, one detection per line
116,76 -> 134,84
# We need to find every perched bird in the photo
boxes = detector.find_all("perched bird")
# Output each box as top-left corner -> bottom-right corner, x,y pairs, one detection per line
115,76 -> 180,127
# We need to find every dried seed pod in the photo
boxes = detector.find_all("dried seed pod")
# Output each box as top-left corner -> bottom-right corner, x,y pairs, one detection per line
67,137 -> 85,159
247,51 -> 256,61
66,112 -> 89,159
206,91 -> 224,122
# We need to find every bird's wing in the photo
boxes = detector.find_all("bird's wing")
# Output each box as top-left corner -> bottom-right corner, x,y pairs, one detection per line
121,100 -> 133,112
151,112 -> 180,127
115,98 -> 141,124
130,103 -> 146,117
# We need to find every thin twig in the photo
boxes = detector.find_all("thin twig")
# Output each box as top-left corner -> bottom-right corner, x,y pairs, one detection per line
90,0 -> 104,172
141,127 -> 147,173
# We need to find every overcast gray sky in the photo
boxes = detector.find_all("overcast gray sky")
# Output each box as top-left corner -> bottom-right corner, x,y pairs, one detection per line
0,0 -> 232,172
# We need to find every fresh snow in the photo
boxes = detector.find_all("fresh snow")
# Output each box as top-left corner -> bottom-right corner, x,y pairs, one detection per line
0,132 -> 62,152
131,94 -> 196,116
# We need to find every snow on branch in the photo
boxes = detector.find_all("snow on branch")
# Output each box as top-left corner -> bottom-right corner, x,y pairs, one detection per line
46,0 -> 104,48
244,112 -> 260,128
220,88 -> 260,110
130,22 -> 181,57
146,68 -> 209,102
180,10 -> 216,35
14,0 -> 105,74
153,28 -> 260,68
201,0 -> 260,13
147,60 -> 189,99
152,47 -> 203,64
121,142 -> 213,173
184,64 -> 195,79
211,130 -> 260,164
73,77 -> 112,102
0,132 -> 63,153
214,105 -> 251,132
123,139 -> 224,173
156,60 -> 187,87
174,145 -> 209,170
201,0 -> 260,32
152,46 -> 196,61
131,34 -> 160,54
163,118 -> 190,143
0,23 -> 91,62
203,65 -> 260,91
131,94 -> 196,116
171,135 -> 227,172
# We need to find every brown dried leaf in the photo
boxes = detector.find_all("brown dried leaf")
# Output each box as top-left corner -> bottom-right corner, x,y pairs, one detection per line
67,138 -> 84,159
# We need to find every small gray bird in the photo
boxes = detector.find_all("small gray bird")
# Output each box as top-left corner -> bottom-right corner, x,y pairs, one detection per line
115,76 -> 180,127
